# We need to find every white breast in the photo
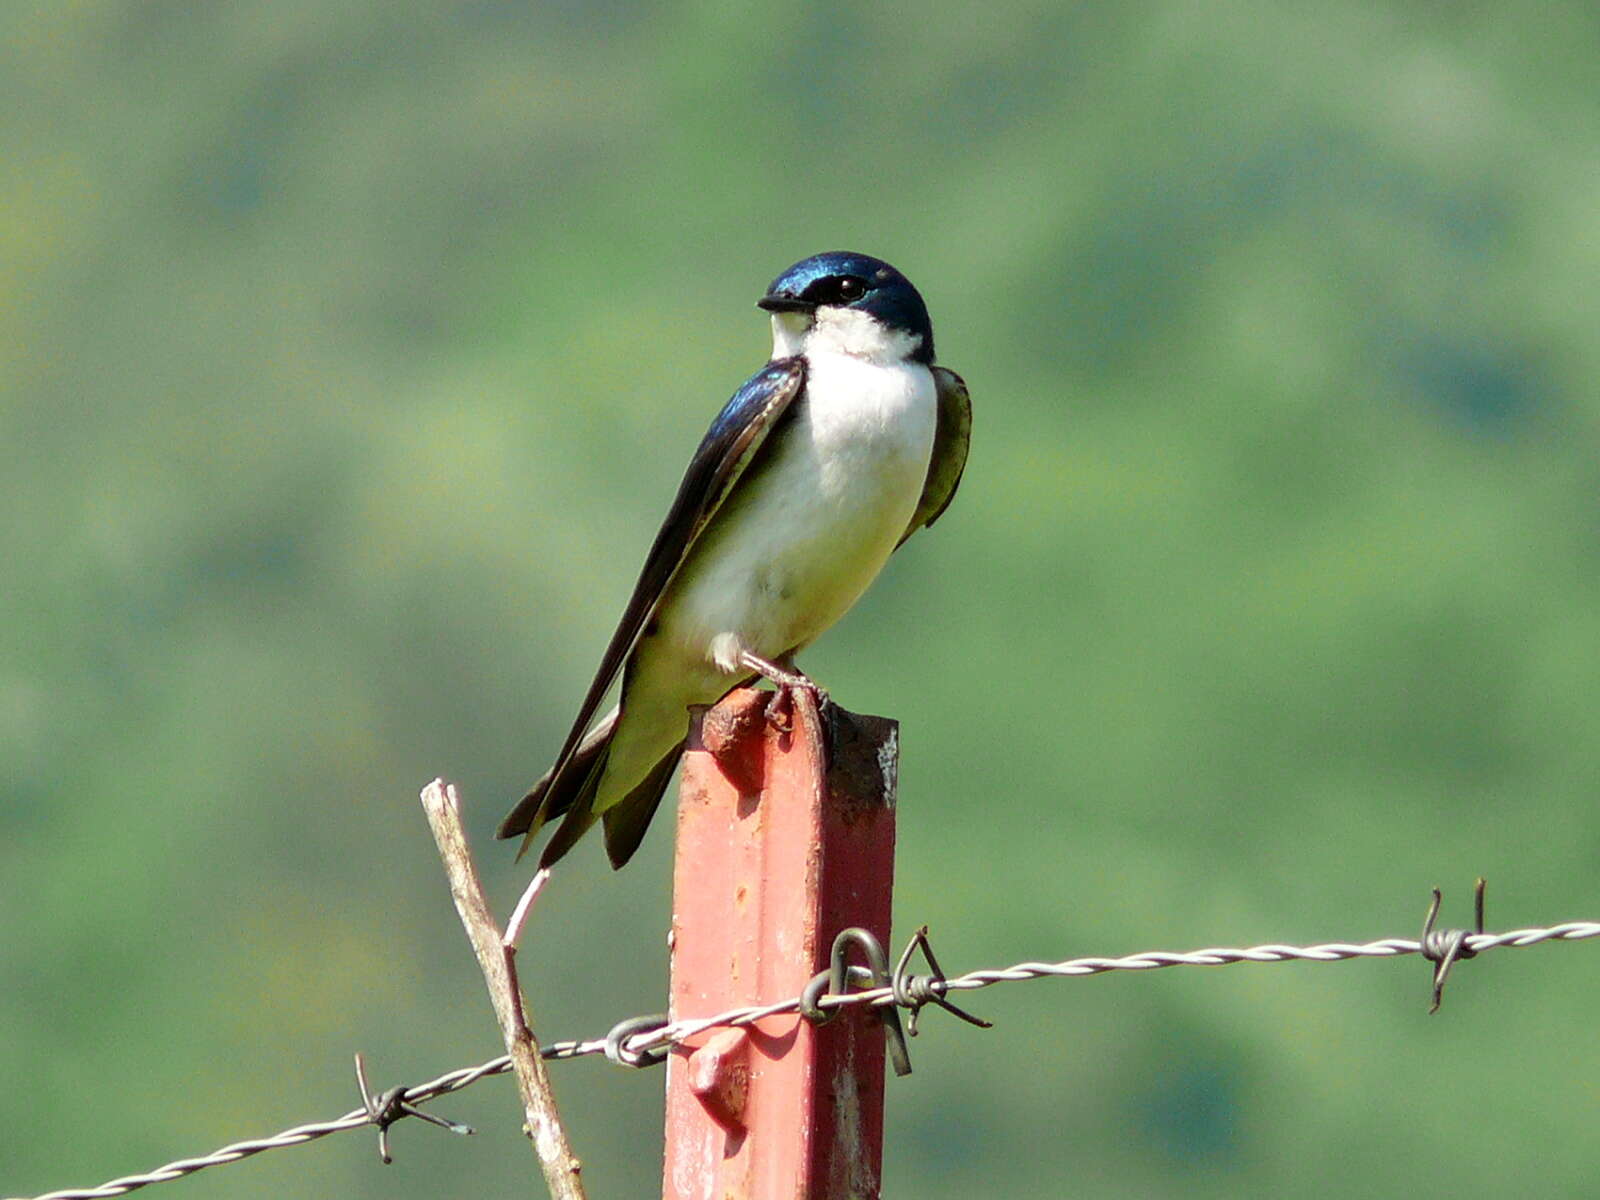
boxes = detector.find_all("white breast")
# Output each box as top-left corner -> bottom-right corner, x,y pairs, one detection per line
656,346 -> 938,677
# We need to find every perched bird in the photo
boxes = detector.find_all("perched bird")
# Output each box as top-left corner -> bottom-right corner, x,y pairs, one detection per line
498,251 -> 971,870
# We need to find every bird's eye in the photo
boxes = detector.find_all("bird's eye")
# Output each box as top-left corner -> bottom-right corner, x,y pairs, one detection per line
799,274 -> 872,306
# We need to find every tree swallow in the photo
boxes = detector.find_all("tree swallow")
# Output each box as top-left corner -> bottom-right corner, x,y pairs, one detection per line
497,251 -> 971,870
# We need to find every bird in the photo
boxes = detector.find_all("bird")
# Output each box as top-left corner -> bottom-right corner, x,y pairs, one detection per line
497,251 -> 971,871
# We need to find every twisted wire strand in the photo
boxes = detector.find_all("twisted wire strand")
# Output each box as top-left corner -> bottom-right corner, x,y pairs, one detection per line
614,921 -> 1600,1057
15,919 -> 1599,1200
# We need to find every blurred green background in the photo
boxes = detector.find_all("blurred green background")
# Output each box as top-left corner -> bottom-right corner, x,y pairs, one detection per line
6,1 -> 1600,1196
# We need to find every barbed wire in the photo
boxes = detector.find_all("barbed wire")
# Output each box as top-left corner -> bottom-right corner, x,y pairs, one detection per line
14,908 -> 1600,1200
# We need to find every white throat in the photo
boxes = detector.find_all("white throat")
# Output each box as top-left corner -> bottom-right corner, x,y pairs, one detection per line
769,308 -> 924,366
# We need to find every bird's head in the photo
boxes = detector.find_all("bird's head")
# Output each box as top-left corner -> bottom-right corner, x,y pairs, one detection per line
758,251 -> 934,365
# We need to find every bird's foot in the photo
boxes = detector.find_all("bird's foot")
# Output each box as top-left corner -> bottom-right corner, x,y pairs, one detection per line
763,678 -> 831,733
737,651 -> 831,734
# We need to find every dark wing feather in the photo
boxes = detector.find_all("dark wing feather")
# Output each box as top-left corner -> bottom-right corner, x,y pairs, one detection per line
497,357 -> 807,842
898,365 -> 972,546
598,740 -> 684,869
495,708 -> 616,839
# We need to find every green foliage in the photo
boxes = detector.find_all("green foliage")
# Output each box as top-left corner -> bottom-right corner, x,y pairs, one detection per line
6,2 -> 1600,1196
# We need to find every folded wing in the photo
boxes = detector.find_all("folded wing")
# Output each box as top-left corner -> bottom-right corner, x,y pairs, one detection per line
498,357 -> 808,852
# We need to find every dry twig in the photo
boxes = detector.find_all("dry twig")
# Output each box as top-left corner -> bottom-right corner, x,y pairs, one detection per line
419,778 -> 587,1199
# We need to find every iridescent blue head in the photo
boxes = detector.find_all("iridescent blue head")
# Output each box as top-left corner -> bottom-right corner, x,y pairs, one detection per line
757,251 -> 934,365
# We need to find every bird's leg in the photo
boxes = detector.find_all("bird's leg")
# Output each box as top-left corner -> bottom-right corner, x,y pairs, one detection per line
737,650 -> 830,734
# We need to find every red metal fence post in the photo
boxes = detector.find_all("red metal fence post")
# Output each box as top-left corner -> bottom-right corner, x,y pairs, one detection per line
663,687 -> 898,1200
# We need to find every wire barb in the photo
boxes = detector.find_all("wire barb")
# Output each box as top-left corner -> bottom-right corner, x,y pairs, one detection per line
891,925 -> 993,1036
1420,878 -> 1487,1014
353,1053 -> 475,1165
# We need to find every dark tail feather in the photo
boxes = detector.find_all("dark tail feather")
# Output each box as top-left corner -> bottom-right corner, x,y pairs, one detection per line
600,742 -> 683,870
497,712 -> 619,843
534,759 -> 607,869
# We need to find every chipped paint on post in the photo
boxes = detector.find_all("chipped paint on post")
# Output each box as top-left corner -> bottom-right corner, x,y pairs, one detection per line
875,727 -> 898,810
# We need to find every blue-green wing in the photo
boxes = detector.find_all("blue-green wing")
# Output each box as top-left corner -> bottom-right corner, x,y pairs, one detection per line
899,365 -> 971,546
498,356 -> 807,841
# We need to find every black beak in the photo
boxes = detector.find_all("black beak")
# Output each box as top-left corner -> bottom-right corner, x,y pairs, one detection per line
757,293 -> 816,314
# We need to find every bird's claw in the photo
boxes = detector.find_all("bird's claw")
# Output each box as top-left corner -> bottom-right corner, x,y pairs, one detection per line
764,687 -> 793,732
763,680 -> 830,734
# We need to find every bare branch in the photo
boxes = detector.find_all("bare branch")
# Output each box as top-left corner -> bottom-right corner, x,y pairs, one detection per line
419,778 -> 587,1200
